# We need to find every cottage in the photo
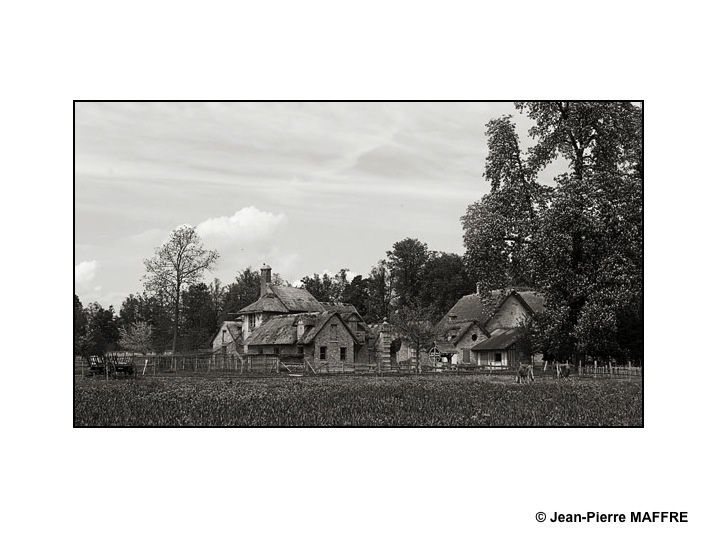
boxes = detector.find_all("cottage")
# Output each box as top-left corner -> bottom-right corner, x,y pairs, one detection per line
213,264 -> 373,366
211,321 -> 243,357
433,285 -> 545,368
244,311 -> 360,369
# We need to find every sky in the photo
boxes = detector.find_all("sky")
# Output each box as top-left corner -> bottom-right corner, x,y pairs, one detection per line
74,102 -> 567,308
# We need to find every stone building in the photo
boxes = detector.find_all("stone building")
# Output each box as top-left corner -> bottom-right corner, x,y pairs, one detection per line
430,286 -> 545,368
212,264 -> 376,367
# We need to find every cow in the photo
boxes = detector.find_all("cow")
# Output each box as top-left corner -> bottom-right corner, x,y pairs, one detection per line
555,362 -> 571,379
516,363 -> 535,383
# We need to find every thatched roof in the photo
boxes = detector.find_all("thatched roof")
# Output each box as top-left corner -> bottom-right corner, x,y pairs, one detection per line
238,284 -> 325,314
471,328 -> 522,351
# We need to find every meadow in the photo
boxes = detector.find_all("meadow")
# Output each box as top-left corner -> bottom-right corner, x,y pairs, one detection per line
74,373 -> 642,427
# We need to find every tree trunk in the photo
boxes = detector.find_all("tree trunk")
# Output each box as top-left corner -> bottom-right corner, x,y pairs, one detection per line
172,283 -> 180,353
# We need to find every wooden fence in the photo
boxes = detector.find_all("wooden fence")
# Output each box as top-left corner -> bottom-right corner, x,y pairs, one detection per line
578,361 -> 642,377
75,354 -> 642,379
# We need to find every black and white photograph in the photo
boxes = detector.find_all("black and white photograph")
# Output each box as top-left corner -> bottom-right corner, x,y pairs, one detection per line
6,2 -> 719,539
73,101 -> 643,427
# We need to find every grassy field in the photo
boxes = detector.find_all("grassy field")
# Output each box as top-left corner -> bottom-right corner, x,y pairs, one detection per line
74,373 -> 642,427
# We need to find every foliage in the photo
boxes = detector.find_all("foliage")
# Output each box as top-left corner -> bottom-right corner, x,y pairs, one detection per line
462,102 -> 643,361
222,267 -> 261,319
300,271 -> 343,302
74,375 -> 642,427
386,238 -> 430,310
73,294 -> 87,355
180,283 -> 218,350
143,226 -> 219,352
77,302 -> 120,357
118,321 -> 153,353
366,260 -> 393,323
462,115 -> 551,291
389,301 -> 437,361
418,252 -> 475,320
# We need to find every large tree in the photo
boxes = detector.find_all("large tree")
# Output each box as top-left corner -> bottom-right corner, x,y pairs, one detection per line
180,283 -> 218,350
418,252 -> 475,320
366,260 -> 393,323
143,226 -> 219,352
222,267 -> 261,319
517,101 -> 643,361
343,275 -> 370,319
73,294 -> 87,356
386,238 -> 430,309
78,302 -> 120,358
462,115 -> 550,291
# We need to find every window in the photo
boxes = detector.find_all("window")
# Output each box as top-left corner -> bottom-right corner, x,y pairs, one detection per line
298,346 -> 304,356
340,347 -> 347,361
471,333 -> 478,341
258,347 -> 263,355
331,323 -> 338,342
249,313 -> 256,329
273,346 -> 280,356
320,346 -> 327,360
494,352 -> 502,363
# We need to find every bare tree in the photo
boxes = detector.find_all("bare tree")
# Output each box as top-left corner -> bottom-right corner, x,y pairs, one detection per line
143,226 -> 219,352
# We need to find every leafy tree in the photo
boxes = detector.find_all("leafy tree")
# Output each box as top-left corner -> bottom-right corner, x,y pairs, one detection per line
73,294 -> 87,356
299,269 -> 349,303
209,278 -> 225,319
516,101 -> 643,361
180,283 -> 218,350
418,252 -> 474,320
366,260 -> 393,323
118,292 -> 173,352
300,272 -> 335,302
462,115 -> 550,291
386,238 -> 430,309
79,302 -> 120,357
343,275 -> 370,319
143,226 -> 219,352
119,321 -> 154,354
389,301 -> 437,372
222,267 -> 261,319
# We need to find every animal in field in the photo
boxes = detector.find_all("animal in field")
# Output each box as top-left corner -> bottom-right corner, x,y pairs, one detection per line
516,363 -> 535,383
556,362 -> 571,379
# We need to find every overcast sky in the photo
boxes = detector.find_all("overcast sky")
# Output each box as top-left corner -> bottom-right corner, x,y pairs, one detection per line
74,102 -> 566,308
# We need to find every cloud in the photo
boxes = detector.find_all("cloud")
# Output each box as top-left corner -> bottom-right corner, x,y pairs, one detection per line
196,206 -> 286,245
75,260 -> 98,284
75,260 -> 103,301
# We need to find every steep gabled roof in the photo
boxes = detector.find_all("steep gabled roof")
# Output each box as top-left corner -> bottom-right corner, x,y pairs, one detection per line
437,288 -> 546,336
269,284 -> 325,312
471,328 -> 522,351
298,312 -> 360,345
320,302 -> 358,314
514,290 -> 545,314
213,321 -> 244,348
244,314 -> 300,345
238,284 -> 325,314
436,290 -> 503,335
430,339 -> 457,354
238,294 -> 289,314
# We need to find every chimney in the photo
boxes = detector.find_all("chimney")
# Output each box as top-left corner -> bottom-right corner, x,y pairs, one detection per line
260,263 -> 272,297
476,282 -> 481,295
